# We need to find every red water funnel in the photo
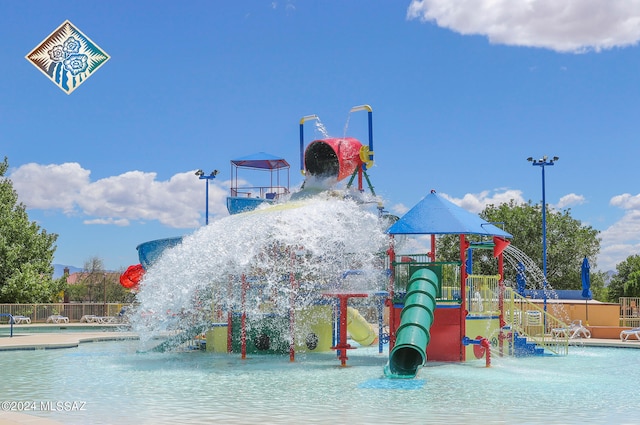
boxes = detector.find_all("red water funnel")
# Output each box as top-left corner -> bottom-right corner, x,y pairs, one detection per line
493,236 -> 510,258
304,137 -> 364,182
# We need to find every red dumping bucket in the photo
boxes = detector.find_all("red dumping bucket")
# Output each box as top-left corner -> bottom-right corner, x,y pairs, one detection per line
120,264 -> 145,289
304,137 -> 363,182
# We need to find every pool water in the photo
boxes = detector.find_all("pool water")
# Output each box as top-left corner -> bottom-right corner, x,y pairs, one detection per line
0,341 -> 637,425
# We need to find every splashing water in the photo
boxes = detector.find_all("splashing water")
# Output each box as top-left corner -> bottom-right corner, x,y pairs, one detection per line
503,244 -> 568,320
131,192 -> 390,345
314,119 -> 330,138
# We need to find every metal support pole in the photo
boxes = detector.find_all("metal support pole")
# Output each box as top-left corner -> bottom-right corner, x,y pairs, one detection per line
527,156 -> 558,312
196,170 -> 218,225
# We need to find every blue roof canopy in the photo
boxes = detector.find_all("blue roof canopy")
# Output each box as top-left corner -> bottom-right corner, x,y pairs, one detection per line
387,190 -> 512,238
231,152 -> 290,170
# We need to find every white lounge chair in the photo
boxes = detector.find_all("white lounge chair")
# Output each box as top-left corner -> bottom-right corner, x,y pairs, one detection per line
80,315 -> 116,324
46,315 -> 69,324
620,327 -> 640,341
12,315 -> 31,324
552,320 -> 591,339
80,315 -> 98,323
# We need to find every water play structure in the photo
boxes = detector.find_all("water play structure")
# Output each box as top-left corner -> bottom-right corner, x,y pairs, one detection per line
121,105 -> 572,378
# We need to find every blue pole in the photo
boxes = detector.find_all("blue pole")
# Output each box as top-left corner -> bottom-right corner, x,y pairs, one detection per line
205,178 -> 210,225
367,110 -> 374,167
541,164 -> 547,311
197,171 -> 218,226
528,156 -> 558,312
299,115 -> 319,176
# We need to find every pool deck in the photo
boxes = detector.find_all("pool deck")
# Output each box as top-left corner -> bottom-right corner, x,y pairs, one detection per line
0,324 -> 138,351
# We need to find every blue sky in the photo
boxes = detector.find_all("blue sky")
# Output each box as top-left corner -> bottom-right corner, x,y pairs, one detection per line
2,1 -> 639,272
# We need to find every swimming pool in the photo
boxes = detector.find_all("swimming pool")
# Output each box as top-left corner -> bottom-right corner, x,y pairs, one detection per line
0,341 -> 636,424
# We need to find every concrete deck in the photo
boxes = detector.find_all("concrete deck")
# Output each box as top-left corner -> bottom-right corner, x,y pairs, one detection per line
0,324 -> 137,351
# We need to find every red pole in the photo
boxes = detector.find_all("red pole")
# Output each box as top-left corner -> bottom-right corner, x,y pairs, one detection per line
498,252 -> 505,328
241,274 -> 247,360
387,239 -> 396,350
497,251 -> 506,357
338,295 -> 349,366
482,338 -> 491,367
429,234 -> 436,262
289,250 -> 296,362
459,234 -> 468,362
227,276 -> 233,353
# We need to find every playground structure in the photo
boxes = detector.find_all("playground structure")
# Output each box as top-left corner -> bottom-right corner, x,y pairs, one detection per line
121,105 -> 572,378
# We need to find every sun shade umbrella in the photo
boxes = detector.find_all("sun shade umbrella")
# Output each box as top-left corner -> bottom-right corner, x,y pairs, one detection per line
581,256 -> 592,325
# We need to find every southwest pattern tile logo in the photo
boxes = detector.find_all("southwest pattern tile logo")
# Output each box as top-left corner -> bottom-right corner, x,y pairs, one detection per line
26,20 -> 110,94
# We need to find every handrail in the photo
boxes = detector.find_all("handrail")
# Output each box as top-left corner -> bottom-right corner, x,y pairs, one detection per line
0,313 -> 14,337
503,288 -> 569,355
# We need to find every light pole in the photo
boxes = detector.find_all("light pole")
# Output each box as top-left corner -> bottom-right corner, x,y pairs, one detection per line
195,169 -> 219,225
527,155 -> 559,312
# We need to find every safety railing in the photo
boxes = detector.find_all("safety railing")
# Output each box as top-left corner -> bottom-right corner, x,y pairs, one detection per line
230,186 -> 289,200
0,303 -> 126,323
466,274 -> 501,316
620,297 -> 640,327
391,256 -> 460,303
502,288 -> 569,356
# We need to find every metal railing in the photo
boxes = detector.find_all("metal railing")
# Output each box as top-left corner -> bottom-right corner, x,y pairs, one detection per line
620,297 -> 640,327
0,303 -> 125,323
467,274 -> 501,316
502,288 -> 569,356
230,186 -> 289,199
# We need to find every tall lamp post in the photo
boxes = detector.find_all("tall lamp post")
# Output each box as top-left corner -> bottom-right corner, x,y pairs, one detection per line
527,155 -> 559,312
195,169 -> 219,225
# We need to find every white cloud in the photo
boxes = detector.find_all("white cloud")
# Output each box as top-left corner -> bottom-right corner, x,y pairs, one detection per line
391,202 -> 410,216
598,195 -> 640,270
407,0 -> 640,52
611,193 -> 640,209
84,218 -> 131,226
9,162 -> 90,214
10,163 -> 230,228
556,193 -> 585,209
441,189 -> 525,213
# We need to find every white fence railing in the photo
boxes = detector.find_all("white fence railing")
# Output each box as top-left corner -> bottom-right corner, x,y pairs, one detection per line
0,303 -> 126,323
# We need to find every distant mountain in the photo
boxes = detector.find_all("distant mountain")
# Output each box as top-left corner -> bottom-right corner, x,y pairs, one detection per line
53,264 -> 83,279
603,270 -> 616,287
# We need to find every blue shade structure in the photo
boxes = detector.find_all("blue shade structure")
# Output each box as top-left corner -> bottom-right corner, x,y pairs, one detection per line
387,190 -> 512,238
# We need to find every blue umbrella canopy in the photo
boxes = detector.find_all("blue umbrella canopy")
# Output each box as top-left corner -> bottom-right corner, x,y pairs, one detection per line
387,190 -> 512,238
581,256 -> 592,299
516,262 -> 527,295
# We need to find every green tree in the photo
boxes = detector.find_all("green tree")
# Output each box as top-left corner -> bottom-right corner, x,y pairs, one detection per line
0,157 -> 62,303
66,257 -> 133,303
436,200 -> 604,296
607,255 -> 640,301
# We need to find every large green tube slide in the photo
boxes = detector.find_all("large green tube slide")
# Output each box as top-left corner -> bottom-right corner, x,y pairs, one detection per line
386,268 -> 438,378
